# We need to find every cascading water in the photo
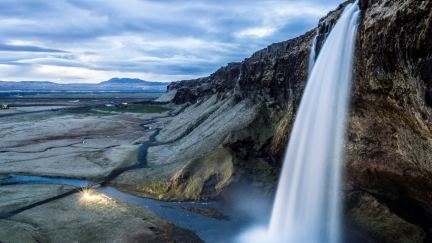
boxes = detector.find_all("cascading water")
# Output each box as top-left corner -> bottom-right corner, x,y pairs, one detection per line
239,2 -> 360,243
308,31 -> 318,75
269,2 -> 360,242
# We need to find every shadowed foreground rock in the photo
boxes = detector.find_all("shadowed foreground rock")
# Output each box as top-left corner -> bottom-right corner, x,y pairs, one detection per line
0,185 -> 202,243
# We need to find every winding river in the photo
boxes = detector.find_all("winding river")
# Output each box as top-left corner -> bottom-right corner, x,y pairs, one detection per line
0,106 -> 252,242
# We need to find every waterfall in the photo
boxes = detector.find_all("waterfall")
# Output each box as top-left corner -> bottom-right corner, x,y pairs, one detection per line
268,2 -> 360,242
308,31 -> 318,75
238,2 -> 360,243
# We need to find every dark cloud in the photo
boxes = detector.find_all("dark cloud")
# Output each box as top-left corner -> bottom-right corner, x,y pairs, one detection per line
0,0 -> 344,83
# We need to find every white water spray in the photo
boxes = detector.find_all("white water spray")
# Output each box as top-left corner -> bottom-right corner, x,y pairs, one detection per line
239,2 -> 360,243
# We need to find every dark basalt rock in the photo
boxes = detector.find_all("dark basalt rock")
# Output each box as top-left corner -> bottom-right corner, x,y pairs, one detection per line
166,0 -> 432,241
168,63 -> 242,104
172,87 -> 198,104
346,0 -> 432,240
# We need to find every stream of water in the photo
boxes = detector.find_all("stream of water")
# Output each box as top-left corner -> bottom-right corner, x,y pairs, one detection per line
240,2 -> 361,243
0,107 -> 251,242
269,2 -> 360,242
0,174 -> 249,242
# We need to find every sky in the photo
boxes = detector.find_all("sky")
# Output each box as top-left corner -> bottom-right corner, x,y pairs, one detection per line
0,0 -> 343,83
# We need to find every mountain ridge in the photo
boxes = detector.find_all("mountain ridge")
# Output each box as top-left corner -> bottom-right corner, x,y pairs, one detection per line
0,78 -> 168,92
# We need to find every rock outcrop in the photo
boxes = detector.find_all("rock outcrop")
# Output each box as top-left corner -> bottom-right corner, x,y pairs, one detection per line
148,0 -> 432,241
346,0 -> 432,241
0,185 -> 202,243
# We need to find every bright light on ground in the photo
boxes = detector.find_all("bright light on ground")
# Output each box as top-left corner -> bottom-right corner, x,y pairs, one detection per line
79,188 -> 112,206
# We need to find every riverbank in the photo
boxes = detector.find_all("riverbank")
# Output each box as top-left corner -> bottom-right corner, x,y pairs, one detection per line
0,97 -> 254,242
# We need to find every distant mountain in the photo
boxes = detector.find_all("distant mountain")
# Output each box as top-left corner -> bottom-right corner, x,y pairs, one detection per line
100,78 -> 166,86
0,78 -> 168,92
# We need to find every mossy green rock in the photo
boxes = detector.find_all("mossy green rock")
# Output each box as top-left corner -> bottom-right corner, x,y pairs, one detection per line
164,148 -> 234,200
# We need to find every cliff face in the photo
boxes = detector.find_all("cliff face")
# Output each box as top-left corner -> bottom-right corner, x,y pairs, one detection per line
346,0 -> 432,241
350,0 -> 432,206
155,0 -> 432,241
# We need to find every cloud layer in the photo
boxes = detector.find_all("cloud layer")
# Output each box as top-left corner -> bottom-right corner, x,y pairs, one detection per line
0,0 -> 342,83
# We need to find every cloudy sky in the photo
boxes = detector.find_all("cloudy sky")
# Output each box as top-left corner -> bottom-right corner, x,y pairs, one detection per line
0,0 -> 343,83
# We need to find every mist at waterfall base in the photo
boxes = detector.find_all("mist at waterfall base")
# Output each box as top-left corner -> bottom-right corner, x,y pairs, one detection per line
237,2 -> 360,243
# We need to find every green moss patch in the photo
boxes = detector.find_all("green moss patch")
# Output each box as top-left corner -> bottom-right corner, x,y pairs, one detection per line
165,148 -> 234,200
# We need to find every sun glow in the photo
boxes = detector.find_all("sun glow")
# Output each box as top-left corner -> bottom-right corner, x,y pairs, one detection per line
79,188 -> 112,206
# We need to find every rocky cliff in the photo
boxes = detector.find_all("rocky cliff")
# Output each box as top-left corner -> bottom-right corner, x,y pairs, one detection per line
119,0 -> 432,241
346,0 -> 432,241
